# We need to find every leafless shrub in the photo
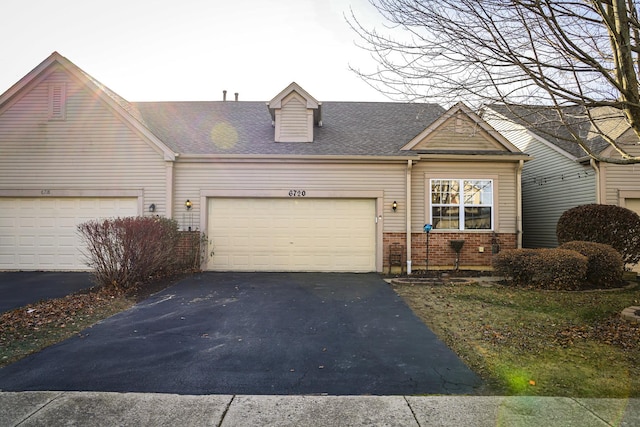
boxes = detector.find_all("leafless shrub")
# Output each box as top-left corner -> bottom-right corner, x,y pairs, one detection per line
78,217 -> 181,290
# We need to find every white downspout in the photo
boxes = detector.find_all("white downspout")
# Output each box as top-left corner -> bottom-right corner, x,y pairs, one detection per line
406,159 -> 413,274
165,161 -> 174,218
590,158 -> 601,203
516,160 -> 524,248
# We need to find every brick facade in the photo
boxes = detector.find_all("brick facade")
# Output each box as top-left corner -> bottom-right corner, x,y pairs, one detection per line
383,232 -> 517,272
176,231 -> 203,270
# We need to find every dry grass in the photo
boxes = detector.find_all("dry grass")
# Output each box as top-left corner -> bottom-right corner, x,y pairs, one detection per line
392,279 -> 640,397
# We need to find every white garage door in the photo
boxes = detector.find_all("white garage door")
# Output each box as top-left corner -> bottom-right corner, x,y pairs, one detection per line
0,197 -> 138,271
208,198 -> 376,272
625,199 -> 640,216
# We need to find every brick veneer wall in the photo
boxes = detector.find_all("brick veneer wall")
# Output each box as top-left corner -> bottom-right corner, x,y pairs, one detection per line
384,232 -> 516,270
176,231 -> 202,270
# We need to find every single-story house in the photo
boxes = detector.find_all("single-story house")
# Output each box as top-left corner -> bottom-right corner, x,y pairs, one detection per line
484,104 -> 640,250
0,52 -> 529,273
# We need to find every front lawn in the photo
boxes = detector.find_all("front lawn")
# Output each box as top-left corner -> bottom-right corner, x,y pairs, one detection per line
392,279 -> 640,397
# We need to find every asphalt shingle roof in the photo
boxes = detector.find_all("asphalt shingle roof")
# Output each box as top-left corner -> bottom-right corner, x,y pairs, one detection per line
486,104 -> 612,158
132,101 -> 446,156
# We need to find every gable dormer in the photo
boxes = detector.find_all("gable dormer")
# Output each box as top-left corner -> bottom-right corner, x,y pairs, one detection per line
267,82 -> 321,142
402,102 -> 521,153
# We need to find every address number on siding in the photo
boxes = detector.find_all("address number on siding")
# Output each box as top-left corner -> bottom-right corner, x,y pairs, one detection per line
288,190 -> 306,197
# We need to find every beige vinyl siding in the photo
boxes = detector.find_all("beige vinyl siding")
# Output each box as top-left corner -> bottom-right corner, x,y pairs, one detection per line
0,69 -> 168,215
601,144 -> 640,206
277,93 -> 312,142
413,115 -> 505,151
488,116 -> 595,248
173,161 -> 406,232
412,161 -> 518,234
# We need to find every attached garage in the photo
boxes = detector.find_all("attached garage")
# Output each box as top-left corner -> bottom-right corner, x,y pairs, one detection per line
207,198 -> 377,272
0,197 -> 138,271
624,198 -> 640,216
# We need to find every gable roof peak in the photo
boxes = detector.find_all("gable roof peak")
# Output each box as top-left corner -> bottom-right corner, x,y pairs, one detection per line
0,52 -> 176,161
268,82 -> 320,110
401,101 -> 522,153
267,82 -> 322,130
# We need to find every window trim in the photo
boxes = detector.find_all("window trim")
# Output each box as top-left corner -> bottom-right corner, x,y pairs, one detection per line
429,178 -> 494,231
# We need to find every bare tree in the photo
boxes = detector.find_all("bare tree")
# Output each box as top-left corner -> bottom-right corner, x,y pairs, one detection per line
349,0 -> 640,163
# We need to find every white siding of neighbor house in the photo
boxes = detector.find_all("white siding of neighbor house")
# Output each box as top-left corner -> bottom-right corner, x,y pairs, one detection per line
173,161 -> 407,232
275,92 -> 313,142
411,161 -> 519,234
0,68 -> 168,216
487,115 -> 596,248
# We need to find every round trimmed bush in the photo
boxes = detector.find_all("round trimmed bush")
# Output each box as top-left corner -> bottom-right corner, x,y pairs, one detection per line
492,248 -> 537,286
558,241 -> 623,288
557,204 -> 640,266
493,248 -> 588,290
534,248 -> 588,290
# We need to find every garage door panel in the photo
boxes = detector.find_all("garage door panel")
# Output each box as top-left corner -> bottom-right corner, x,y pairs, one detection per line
19,255 -> 35,265
20,236 -> 36,246
0,197 -> 137,271
208,198 -> 376,272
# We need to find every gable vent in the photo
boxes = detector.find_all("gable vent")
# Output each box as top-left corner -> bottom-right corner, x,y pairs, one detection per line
48,82 -> 66,120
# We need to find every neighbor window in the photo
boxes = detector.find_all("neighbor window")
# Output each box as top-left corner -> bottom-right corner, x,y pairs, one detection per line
430,179 -> 493,230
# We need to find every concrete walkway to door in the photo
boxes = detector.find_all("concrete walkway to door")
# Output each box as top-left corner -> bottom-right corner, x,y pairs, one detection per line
0,272 -> 482,395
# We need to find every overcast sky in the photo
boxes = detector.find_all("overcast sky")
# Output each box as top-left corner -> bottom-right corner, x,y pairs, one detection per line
0,0 -> 392,103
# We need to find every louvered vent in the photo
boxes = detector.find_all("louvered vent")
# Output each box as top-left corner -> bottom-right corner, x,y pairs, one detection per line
48,83 -> 66,120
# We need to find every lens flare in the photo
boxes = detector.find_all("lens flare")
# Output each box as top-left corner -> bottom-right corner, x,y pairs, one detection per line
210,122 -> 238,149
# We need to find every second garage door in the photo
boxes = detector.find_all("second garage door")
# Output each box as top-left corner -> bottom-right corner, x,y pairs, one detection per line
207,198 -> 376,272
0,197 -> 138,271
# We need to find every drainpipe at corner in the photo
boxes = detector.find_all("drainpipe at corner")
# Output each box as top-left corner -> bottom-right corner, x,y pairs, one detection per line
165,160 -> 174,218
590,158 -> 601,203
406,159 -> 413,274
516,160 -> 524,248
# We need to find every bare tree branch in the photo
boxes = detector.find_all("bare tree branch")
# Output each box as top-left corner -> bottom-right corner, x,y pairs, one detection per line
349,0 -> 640,163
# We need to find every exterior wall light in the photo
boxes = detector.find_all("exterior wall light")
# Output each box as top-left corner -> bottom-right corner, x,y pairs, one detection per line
149,203 -> 156,213
185,199 -> 192,210
392,201 -> 398,212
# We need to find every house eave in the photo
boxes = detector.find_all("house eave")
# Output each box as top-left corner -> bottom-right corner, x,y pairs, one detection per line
176,153 -> 420,163
415,152 -> 532,162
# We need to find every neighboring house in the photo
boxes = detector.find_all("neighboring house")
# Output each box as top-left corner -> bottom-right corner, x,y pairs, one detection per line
0,52 -> 529,273
484,104 -> 640,250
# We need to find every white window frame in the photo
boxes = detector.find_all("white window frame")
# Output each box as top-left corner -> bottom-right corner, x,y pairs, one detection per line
430,178 -> 494,230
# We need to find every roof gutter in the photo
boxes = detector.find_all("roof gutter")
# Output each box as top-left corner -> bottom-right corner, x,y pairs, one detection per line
176,154 -> 421,163
417,153 -> 531,162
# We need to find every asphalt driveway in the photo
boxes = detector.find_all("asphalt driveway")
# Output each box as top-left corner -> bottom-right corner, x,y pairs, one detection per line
0,272 -> 94,313
0,272 -> 482,395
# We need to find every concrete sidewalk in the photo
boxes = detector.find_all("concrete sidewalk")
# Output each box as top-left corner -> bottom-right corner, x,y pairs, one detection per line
1,392 -> 638,426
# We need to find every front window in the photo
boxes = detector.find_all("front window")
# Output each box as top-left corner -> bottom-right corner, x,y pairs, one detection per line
431,179 -> 493,230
